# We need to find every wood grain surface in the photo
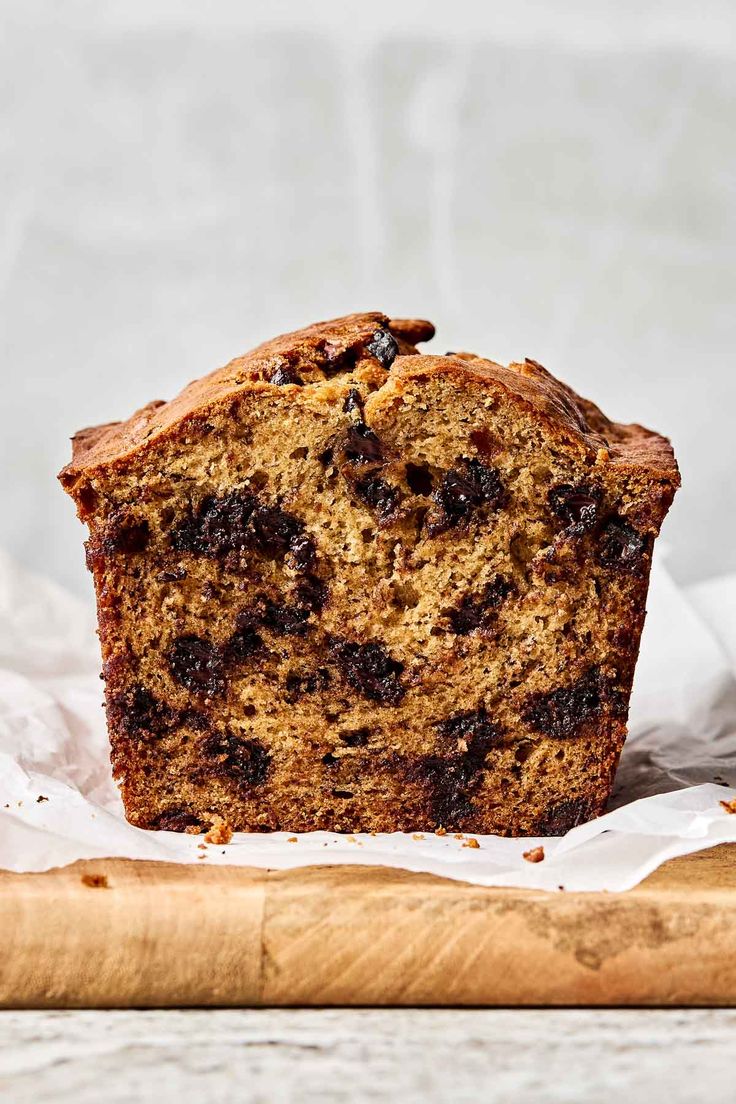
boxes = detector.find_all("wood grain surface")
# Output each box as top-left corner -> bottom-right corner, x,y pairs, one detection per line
2,844 -> 735,1008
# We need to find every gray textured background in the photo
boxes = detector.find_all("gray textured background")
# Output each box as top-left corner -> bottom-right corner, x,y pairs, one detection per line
1,1 -> 734,596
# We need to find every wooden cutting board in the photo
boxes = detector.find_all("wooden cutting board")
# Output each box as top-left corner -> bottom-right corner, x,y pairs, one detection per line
2,844 -> 735,1008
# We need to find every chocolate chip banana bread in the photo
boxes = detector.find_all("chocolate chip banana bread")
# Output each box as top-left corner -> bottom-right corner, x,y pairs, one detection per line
59,312 -> 679,836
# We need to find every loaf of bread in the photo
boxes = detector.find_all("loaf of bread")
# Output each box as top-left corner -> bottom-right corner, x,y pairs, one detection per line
59,313 -> 679,835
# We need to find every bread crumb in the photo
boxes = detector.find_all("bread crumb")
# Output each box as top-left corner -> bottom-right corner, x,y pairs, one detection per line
453,833 -> 465,840
412,833 -> 425,841
204,816 -> 233,845
197,842 -> 207,850
523,846 -> 545,863
81,873 -> 108,888
435,826 -> 447,836
462,837 -> 480,849
720,798 -> 736,814
347,835 -> 357,843
287,836 -> 298,843
36,795 -> 49,803
197,853 -> 206,860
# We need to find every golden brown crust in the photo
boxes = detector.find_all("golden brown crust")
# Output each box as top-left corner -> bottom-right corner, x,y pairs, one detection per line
60,313 -> 432,489
59,314 -> 678,501
387,354 -> 679,480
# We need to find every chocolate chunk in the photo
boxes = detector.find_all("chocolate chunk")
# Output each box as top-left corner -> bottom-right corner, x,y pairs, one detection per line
260,597 -> 313,637
201,731 -> 271,787
533,797 -> 596,835
464,458 -> 506,504
294,574 -> 328,612
412,709 -> 503,828
149,808 -> 203,833
247,574 -> 327,639
157,566 -> 187,583
354,476 -> 401,519
549,484 -> 602,534
269,365 -> 304,386
415,755 -> 478,826
168,635 -> 226,698
112,685 -> 179,739
321,342 -> 360,377
366,328 -> 399,369
288,534 -> 317,572
448,576 -> 512,635
597,517 -> 648,572
171,492 -> 256,557
225,611 -> 264,662
343,387 -> 365,416
247,503 -> 304,558
343,422 -> 384,464
331,639 -> 405,705
523,667 -> 608,739
426,459 -> 505,536
435,708 -> 503,762
172,491 -> 308,564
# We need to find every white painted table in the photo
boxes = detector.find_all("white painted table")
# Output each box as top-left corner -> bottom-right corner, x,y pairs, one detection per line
1,1009 -> 734,1103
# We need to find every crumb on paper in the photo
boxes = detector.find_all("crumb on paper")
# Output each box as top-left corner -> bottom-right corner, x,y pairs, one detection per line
287,836 -> 298,843
462,837 -> 480,849
197,842 -> 207,851
720,798 -> 736,815
558,884 -> 565,892
523,846 -> 545,864
453,833 -> 464,840
347,835 -> 357,843
204,816 -> 233,845
16,801 -> 22,807
81,873 -> 108,889
197,853 -> 206,860
435,826 -> 447,837
36,795 -> 48,803
412,834 -> 425,841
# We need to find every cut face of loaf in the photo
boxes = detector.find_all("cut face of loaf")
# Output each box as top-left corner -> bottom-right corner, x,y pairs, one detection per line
59,312 -> 679,836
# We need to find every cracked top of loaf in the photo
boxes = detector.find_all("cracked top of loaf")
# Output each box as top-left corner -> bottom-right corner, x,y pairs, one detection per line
59,312 -> 679,504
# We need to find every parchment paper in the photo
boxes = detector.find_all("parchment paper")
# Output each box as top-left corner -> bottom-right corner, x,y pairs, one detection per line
1,548 -> 734,891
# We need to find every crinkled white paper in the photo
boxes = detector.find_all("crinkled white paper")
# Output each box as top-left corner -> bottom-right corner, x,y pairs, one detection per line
1,548 -> 734,891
